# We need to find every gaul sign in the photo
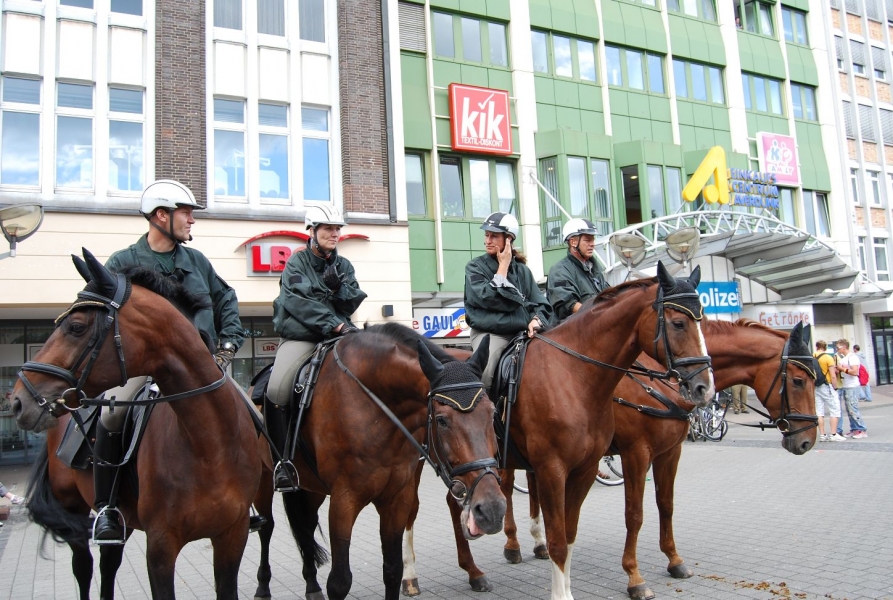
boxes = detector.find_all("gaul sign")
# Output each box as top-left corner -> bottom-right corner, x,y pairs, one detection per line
448,83 -> 512,155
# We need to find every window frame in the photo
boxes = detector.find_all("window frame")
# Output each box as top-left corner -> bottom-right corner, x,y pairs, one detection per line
673,58 -> 725,105
868,170 -> 883,206
874,236 -> 890,281
405,152 -> 428,217
742,72 -> 785,116
734,0 -> 776,37
107,86 -> 145,195
433,11 -> 511,69
781,6 -> 809,46
439,154 -> 519,221
605,44 -> 665,95
790,83 -> 817,121
258,102 -> 291,202
301,105 -> 331,203
530,29 -> 598,83
212,97 -> 248,201
667,0 -> 718,22
0,76 -> 42,189
55,81 -> 95,192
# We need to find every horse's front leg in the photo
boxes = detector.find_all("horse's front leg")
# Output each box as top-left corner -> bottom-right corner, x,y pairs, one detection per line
652,443 -> 693,580
69,542 -> 93,600
326,492 -> 362,600
145,531 -> 184,600
445,485 -> 491,591
98,540 -> 126,600
502,469 -> 522,563
527,471 -> 549,560
377,486 -> 416,600
211,516 -> 250,600
253,467 -> 275,599
617,447 -> 654,600
401,461 -> 425,597
535,466 -> 574,600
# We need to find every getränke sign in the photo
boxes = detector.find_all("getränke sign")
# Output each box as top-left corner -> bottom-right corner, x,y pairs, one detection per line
448,83 -> 512,155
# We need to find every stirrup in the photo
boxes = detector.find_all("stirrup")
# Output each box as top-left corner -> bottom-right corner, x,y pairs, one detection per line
273,460 -> 300,492
92,506 -> 126,546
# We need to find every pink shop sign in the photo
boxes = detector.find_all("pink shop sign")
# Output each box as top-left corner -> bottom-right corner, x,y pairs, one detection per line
757,132 -> 800,186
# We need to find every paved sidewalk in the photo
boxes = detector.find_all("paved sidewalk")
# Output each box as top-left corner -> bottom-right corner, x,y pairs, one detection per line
0,387 -> 891,599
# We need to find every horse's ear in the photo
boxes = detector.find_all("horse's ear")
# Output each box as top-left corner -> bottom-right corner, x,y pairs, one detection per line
802,323 -> 812,347
82,248 -> 117,297
417,339 -> 445,383
72,254 -> 92,283
688,264 -> 701,288
790,321 -> 804,347
656,261 -> 674,293
468,334 -> 490,376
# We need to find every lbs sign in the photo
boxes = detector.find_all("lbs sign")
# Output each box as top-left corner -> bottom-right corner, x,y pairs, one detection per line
448,83 -> 513,155
697,282 -> 741,314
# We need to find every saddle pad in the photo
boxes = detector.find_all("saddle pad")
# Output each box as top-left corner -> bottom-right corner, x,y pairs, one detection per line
56,406 -> 99,470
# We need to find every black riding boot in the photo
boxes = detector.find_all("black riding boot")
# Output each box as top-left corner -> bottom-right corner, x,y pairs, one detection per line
93,423 -> 125,544
269,404 -> 300,492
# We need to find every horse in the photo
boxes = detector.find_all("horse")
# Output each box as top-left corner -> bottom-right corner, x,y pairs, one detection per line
257,322 -> 507,600
401,262 -> 715,600
406,319 -> 817,600
12,250 -> 269,599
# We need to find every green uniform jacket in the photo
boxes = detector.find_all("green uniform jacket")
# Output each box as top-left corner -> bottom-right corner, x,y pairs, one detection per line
547,251 -> 609,322
273,247 -> 367,343
106,234 -> 245,350
464,254 -> 553,336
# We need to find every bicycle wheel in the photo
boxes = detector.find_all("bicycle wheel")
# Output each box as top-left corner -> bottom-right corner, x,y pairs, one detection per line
596,455 -> 624,486
703,404 -> 729,441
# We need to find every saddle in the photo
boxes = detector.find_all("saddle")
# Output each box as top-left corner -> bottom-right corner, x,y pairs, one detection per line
490,333 -> 535,472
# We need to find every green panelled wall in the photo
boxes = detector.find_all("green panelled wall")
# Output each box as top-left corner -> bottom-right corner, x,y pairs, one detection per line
786,45 -> 819,86
795,121 -> 832,191
667,14 -> 726,64
780,0 -> 810,10
529,0 -> 600,38
430,0 -> 511,19
601,1 -> 666,53
677,100 -> 733,153
737,31 -> 786,80
402,53 -> 433,150
609,90 -> 673,144
535,77 -> 604,134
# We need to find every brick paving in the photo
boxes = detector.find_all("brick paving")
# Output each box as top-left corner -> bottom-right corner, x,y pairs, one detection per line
1,388 -> 892,599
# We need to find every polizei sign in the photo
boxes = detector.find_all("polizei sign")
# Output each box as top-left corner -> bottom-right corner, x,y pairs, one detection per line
448,83 -> 512,155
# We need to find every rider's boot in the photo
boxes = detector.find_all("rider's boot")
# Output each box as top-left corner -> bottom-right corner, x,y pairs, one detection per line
270,404 -> 300,492
92,423 -> 125,544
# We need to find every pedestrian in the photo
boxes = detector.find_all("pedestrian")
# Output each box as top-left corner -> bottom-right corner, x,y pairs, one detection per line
727,384 -> 749,414
837,339 -> 868,438
853,344 -> 872,402
547,218 -> 609,322
0,482 -> 24,505
813,341 -> 844,442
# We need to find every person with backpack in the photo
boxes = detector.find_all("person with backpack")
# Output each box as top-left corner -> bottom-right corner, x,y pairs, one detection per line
813,341 -> 844,442
837,339 -> 868,439
853,344 -> 872,402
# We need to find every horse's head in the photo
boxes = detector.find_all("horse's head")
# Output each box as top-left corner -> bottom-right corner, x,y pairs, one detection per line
417,336 -> 506,540
768,321 -> 818,455
641,262 -> 715,406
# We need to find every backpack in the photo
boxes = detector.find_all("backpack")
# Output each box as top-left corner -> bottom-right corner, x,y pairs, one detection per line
813,352 -> 837,387
858,364 -> 870,386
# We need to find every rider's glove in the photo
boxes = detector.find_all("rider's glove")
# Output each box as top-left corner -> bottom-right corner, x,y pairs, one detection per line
339,323 -> 360,335
322,264 -> 342,292
214,348 -> 236,370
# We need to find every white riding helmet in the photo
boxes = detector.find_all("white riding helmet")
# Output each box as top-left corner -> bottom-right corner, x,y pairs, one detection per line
562,218 -> 598,242
305,205 -> 347,230
480,212 -> 519,240
140,180 -> 202,218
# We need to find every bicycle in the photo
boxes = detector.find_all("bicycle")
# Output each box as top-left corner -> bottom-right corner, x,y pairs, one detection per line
512,454 -> 625,492
687,390 -> 731,442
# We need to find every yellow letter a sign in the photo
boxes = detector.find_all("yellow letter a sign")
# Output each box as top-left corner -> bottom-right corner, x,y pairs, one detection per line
681,146 -> 729,204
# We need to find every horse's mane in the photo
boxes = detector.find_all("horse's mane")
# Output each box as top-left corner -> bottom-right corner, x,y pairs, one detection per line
114,266 -> 211,320
592,277 -> 656,305
704,317 -> 788,340
363,322 -> 457,363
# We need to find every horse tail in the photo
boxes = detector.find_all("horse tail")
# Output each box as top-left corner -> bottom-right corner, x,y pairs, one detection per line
26,442 -> 91,552
281,490 -> 329,568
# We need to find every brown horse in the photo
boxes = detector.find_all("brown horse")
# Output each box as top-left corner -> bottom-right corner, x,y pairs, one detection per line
259,322 -> 506,600
12,251 -> 267,599
404,262 -> 714,599
407,319 -> 817,600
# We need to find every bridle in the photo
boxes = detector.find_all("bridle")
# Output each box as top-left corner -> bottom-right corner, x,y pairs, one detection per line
16,273 -> 226,419
332,345 -> 499,507
739,336 -> 819,437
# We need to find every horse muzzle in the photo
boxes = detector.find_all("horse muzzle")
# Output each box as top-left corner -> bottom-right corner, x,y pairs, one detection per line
12,390 -> 60,433
460,493 -> 506,540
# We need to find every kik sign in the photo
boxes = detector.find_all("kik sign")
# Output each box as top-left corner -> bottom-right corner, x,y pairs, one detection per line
696,281 -> 741,315
757,132 -> 800,186
448,83 -> 512,155
412,307 -> 469,338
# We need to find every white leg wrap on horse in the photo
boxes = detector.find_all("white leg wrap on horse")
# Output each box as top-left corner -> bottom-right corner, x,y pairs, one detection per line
530,515 -> 546,547
550,544 -> 575,600
402,527 -> 417,580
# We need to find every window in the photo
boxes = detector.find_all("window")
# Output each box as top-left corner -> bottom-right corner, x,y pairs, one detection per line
858,236 -> 868,272
835,36 -> 847,72
61,0 -> 93,7
568,157 -> 588,216
859,104 -> 876,141
258,0 -> 285,36
781,7 -> 808,45
434,13 -> 509,68
647,165 -> 665,219
667,167 -> 683,215
802,191 -> 830,237
108,88 -> 144,193
259,103 -> 289,199
874,237 -> 890,281
0,77 -> 41,187
605,45 -> 664,93
56,82 -> 94,190
779,188 -> 796,227
869,170 -> 882,206
440,157 -> 464,217
674,59 -> 724,104
866,0 -> 881,20
440,156 -> 517,219
398,2 -> 427,52
302,107 -> 330,201
851,168 -> 861,204
843,101 -> 856,138
300,0 -> 325,42
540,157 -> 561,246
871,46 -> 887,80
667,0 -> 717,21
845,0 -> 862,16
406,154 -> 426,216
214,0 -> 242,30
851,40 -> 866,75
213,98 -> 246,198
469,159 -> 490,217
591,159 -> 613,235
111,0 -> 142,15
742,72 -> 784,115
531,31 -> 597,82
790,84 -> 817,121
883,109 -> 893,145
734,0 -> 774,36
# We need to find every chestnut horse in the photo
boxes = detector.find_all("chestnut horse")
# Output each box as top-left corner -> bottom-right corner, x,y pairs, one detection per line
258,322 -> 506,600
404,263 -> 714,600
407,319 -> 817,600
12,251 -> 267,599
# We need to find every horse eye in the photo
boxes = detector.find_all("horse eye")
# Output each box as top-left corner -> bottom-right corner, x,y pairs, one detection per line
69,322 -> 87,335
671,320 -> 685,331
793,377 -> 805,387
435,415 -> 449,428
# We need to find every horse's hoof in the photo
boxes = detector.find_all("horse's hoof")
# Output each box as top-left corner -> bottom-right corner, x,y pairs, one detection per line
470,575 -> 492,592
306,592 -> 326,600
627,584 -> 655,600
254,593 -> 272,600
503,548 -> 523,564
533,544 -> 549,560
401,578 -> 421,597
667,563 -> 693,579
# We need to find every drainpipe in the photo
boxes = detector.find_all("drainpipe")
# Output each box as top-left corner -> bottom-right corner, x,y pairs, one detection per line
424,0 -> 445,284
381,0 -> 398,223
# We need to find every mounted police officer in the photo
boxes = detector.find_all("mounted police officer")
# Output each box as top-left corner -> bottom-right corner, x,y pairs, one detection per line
267,205 -> 367,488
93,179 -> 245,544
547,218 -> 609,322
464,212 -> 553,389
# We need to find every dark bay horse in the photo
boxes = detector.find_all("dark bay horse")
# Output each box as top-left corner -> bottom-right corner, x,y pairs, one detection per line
404,263 -> 714,599
261,322 -> 506,600
412,319 -> 816,600
12,251 -> 267,599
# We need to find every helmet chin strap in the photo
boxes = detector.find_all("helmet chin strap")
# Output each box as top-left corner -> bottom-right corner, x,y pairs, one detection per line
148,208 -> 191,245
310,229 -> 332,260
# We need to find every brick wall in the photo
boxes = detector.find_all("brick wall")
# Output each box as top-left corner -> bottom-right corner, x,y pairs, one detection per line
885,145 -> 893,164
855,75 -> 871,99
849,139 -> 858,160
337,0 -> 390,216
155,0 -> 206,203
869,20 -> 883,41
832,9 -> 840,29
878,82 -> 891,103
840,72 -> 850,95
864,141 -> 879,163
870,207 -> 887,228
847,13 -> 863,36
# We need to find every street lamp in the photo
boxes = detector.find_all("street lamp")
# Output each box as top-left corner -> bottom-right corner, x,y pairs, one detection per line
664,227 -> 700,274
0,203 -> 44,259
610,233 -> 648,280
